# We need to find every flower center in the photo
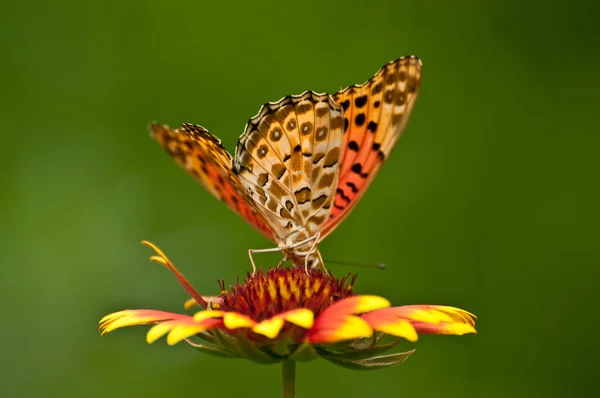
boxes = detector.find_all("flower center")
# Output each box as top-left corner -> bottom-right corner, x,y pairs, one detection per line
218,268 -> 356,322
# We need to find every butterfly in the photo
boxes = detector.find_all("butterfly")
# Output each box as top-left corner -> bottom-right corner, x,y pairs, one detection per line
150,56 -> 422,272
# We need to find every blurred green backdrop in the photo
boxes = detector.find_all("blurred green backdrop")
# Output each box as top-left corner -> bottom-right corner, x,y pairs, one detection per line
1,0 -> 598,397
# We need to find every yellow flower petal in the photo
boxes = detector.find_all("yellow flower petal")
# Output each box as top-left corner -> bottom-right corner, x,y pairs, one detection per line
147,322 -> 174,344
353,295 -> 391,313
409,309 -> 455,324
99,311 -> 126,325
373,319 -> 418,342
223,312 -> 255,329
438,322 -> 477,335
101,315 -> 156,334
167,323 -> 208,345
99,310 -> 192,337
252,318 -> 285,339
362,305 -> 477,339
436,306 -> 478,324
279,309 -> 314,329
192,310 -> 223,322
330,316 -> 373,342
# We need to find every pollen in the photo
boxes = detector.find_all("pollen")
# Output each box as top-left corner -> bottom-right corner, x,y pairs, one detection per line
218,267 -> 356,322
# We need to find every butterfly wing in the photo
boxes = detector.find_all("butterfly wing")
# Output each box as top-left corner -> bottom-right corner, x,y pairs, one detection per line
322,56 -> 422,237
149,122 -> 274,240
232,92 -> 345,242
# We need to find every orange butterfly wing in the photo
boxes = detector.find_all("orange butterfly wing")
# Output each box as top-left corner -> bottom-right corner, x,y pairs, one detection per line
322,56 -> 422,237
149,122 -> 274,240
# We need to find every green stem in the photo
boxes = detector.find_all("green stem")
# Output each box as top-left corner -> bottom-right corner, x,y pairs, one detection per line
282,360 -> 296,398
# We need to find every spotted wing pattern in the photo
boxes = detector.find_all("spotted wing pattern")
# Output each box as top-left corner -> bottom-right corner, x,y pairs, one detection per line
322,56 -> 422,237
149,122 -> 274,239
232,92 -> 345,241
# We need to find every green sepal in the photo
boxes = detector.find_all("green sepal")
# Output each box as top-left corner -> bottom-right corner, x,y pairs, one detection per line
270,335 -> 294,356
234,333 -> 282,364
187,341 -> 241,359
210,329 -> 241,355
191,331 -> 218,345
318,340 -> 363,354
316,333 -> 382,355
317,338 -> 402,361
347,336 -> 377,351
288,341 -> 318,362
322,349 -> 416,371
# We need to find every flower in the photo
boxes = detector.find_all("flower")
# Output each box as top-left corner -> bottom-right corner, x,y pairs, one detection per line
100,241 -> 476,369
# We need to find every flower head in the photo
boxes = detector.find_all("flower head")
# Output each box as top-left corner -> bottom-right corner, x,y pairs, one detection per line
100,242 -> 476,369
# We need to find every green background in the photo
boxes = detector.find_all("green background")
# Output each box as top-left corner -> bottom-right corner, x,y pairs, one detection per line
1,0 -> 598,397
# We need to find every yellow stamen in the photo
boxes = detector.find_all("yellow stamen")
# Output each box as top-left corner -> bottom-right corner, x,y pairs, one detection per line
184,298 -> 198,309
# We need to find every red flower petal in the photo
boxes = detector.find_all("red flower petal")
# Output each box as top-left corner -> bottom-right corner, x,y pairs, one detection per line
307,296 -> 389,344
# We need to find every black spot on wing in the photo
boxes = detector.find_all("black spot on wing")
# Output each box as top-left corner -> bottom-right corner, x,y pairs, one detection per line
351,163 -> 369,178
230,195 -> 239,206
355,113 -> 365,126
341,99 -> 350,111
354,96 -> 367,108
367,121 -> 378,133
336,188 -> 351,203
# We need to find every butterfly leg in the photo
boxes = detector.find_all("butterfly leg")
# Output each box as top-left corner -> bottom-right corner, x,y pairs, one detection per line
303,233 -> 321,275
314,249 -> 330,277
248,247 -> 285,275
275,254 -> 288,268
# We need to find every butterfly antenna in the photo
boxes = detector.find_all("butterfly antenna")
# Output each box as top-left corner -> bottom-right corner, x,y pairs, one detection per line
324,259 -> 386,270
